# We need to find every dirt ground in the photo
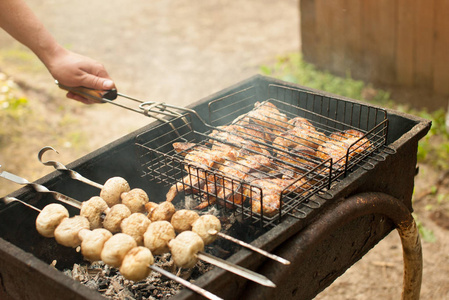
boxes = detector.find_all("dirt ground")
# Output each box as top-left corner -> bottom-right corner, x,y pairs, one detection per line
1,1 -> 448,299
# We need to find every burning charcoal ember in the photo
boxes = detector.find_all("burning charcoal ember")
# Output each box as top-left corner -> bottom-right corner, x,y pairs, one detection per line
64,255 -> 214,299
72,263 -> 89,282
121,188 -> 149,213
84,279 -> 99,291
100,177 -> 130,207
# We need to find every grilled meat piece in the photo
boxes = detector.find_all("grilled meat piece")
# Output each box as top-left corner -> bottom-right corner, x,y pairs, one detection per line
172,142 -> 200,155
272,117 -> 327,154
196,154 -> 273,209
209,129 -> 271,156
316,129 -> 371,169
275,146 -> 321,178
166,148 -> 227,202
233,101 -> 289,135
243,177 -> 308,217
210,124 -> 272,146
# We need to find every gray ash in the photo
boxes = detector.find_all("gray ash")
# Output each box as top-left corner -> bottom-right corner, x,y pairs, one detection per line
65,253 -> 214,299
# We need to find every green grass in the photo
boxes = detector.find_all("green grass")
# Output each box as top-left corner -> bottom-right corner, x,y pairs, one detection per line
261,53 -> 392,104
0,73 -> 30,145
0,47 -> 46,73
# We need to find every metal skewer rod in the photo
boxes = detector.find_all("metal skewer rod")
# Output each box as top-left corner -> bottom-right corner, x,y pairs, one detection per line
209,230 -> 290,265
0,167 -> 82,209
197,252 -> 276,288
37,147 -> 290,266
0,197 -> 223,300
38,146 -> 104,190
2,196 -> 42,213
149,265 -> 223,300
5,163 -> 276,287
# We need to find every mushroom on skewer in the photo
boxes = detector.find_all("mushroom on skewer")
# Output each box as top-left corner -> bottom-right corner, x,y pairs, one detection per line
102,204 -> 131,233
3,197 -> 223,300
146,201 -> 176,222
169,231 -> 204,269
100,176 -> 130,207
143,221 -> 176,255
34,152 -> 288,265
54,215 -> 90,248
17,191 -> 276,287
170,209 -> 200,233
79,196 -> 109,229
120,213 -> 151,246
121,188 -> 149,213
35,203 -> 69,238
78,228 -> 112,262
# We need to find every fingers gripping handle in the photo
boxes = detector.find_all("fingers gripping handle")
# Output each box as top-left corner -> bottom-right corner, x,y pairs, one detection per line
56,81 -> 118,102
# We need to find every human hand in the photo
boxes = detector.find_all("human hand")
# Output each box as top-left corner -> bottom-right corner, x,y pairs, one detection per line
46,48 -> 115,104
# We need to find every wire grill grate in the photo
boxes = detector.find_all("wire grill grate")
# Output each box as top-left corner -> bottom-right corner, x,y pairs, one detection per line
135,84 -> 388,228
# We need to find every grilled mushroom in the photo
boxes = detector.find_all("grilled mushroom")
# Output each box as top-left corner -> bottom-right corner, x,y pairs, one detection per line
103,204 -> 131,233
80,196 -> 109,229
120,213 -> 151,246
100,177 -> 130,207
120,246 -> 154,281
78,228 -> 113,262
101,233 -> 137,268
54,215 -> 90,248
148,201 -> 176,222
170,209 -> 200,233
35,203 -> 69,238
168,231 -> 204,269
191,214 -> 221,245
143,221 -> 176,255
121,188 -> 149,213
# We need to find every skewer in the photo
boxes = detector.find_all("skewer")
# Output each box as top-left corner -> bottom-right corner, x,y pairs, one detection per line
209,230 -> 290,265
149,265 -> 222,300
0,167 -> 82,208
2,196 -> 41,213
197,252 -> 275,287
3,186 -> 275,287
0,196 -> 223,300
38,147 -> 290,265
38,147 -> 103,189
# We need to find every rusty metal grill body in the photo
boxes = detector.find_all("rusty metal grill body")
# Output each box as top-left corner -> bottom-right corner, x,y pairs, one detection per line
0,75 -> 430,300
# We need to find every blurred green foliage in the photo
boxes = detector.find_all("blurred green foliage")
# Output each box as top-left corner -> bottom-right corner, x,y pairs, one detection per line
0,72 -> 30,146
260,53 -> 392,104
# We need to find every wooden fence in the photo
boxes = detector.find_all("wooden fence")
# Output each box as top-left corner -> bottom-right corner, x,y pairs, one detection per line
300,0 -> 449,96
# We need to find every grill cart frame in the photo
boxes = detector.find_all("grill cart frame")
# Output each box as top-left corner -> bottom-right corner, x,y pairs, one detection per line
0,75 -> 430,300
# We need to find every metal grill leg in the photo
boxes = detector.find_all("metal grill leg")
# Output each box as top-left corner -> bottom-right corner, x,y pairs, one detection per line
241,192 -> 422,300
329,192 -> 423,300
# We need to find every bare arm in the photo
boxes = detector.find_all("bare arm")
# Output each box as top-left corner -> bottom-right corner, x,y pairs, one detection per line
0,0 -> 115,104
